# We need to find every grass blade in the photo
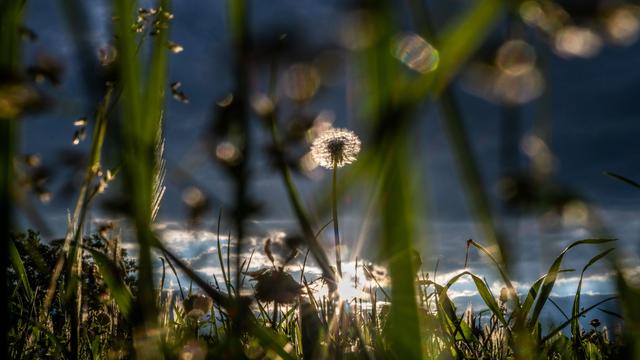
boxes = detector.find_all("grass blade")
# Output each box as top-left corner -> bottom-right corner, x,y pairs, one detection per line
528,239 -> 616,330
468,240 -> 519,307
542,296 -> 618,343
571,248 -> 615,345
379,140 -> 423,359
9,240 -> 33,301
86,247 -> 134,318
604,172 -> 640,189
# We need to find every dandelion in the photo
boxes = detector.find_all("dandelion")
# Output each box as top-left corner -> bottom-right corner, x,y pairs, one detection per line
310,128 -> 361,277
311,128 -> 361,168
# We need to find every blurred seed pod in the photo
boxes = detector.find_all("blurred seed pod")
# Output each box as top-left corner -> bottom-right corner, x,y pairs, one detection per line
0,71 -> 48,119
252,269 -> 302,304
183,294 -> 212,319
95,312 -> 112,327
27,53 -> 64,86
167,40 -> 183,54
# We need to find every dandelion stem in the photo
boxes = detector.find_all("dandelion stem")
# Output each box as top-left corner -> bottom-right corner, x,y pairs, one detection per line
332,161 -> 342,277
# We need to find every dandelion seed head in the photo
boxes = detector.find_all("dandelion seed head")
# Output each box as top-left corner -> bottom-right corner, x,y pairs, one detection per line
310,128 -> 361,168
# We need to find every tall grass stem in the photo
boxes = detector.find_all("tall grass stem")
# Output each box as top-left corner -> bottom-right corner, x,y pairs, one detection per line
332,162 -> 342,277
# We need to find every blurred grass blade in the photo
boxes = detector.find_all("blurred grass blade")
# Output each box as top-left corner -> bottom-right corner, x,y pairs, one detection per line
114,0 -> 171,355
406,0 -> 504,99
252,326 -> 297,360
615,266 -> 640,359
433,0 -> 503,92
379,140 -> 423,359
86,247 -> 134,318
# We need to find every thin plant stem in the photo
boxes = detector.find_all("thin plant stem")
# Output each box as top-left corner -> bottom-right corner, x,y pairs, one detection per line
263,70 -> 336,288
332,161 -> 342,277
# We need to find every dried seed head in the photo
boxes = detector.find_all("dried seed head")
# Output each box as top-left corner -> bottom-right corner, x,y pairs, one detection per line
183,294 -> 212,319
253,269 -> 302,304
310,128 -> 361,169
167,41 -> 183,54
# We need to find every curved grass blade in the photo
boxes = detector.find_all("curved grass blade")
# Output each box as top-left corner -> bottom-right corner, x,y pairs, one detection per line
422,278 -> 473,350
528,239 -> 616,331
542,296 -> 617,343
153,238 -> 297,358
445,271 -> 509,330
468,240 -> 519,308
597,307 -> 623,319
515,269 -> 574,330
604,172 -> 640,189
9,240 -> 33,301
405,0 -> 505,100
571,248 -> 615,345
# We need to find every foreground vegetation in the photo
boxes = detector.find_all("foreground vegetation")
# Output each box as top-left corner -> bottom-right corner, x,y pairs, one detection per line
7,228 -> 629,359
2,0 -> 640,358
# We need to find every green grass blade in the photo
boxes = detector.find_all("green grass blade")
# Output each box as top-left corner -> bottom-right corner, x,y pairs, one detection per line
379,141 -> 423,359
571,248 -> 615,344
442,271 -> 509,331
9,240 -> 33,301
528,239 -> 616,330
615,268 -> 640,359
405,0 -> 505,100
86,247 -> 134,318
252,326 -> 297,360
468,240 -> 519,307
515,269 -> 573,330
469,274 -> 509,329
542,296 -> 617,344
